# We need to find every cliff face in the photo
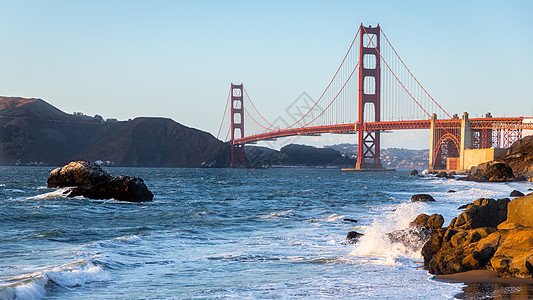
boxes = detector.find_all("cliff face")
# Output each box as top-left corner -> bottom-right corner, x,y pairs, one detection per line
0,97 -> 229,167
498,135 -> 533,180
76,117 -> 229,167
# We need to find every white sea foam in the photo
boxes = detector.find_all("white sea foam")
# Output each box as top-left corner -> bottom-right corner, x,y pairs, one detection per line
27,187 -> 72,200
46,261 -> 110,288
0,260 -> 109,300
324,214 -> 345,222
263,209 -> 295,219
87,235 -> 142,249
349,202 -> 426,264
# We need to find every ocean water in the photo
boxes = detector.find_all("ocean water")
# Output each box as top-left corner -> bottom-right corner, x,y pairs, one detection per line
1,166 -> 532,299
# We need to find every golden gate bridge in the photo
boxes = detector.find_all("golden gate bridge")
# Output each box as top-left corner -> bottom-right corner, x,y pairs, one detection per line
218,24 -> 533,169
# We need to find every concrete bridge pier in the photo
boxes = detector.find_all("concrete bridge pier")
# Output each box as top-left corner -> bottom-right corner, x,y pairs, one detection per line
429,112 -> 510,171
459,112 -> 473,170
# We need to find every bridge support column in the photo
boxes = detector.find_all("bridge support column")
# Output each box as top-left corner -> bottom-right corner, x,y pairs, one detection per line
356,24 -> 382,170
230,83 -> 246,168
459,112 -> 472,170
429,114 -> 437,170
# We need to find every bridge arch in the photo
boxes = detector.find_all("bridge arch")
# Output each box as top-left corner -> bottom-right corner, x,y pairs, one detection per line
432,133 -> 460,169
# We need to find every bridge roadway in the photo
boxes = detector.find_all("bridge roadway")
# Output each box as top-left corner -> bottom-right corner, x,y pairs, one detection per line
234,117 -> 532,145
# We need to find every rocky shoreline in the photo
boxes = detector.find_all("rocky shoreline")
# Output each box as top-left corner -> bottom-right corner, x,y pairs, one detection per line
421,196 -> 533,278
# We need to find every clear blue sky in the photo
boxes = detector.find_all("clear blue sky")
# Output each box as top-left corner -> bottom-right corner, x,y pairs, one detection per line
1,0 -> 532,149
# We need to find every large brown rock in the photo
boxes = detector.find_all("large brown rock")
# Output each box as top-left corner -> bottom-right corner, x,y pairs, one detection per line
462,161 -> 515,182
428,227 -> 499,275
507,195 -> 533,226
47,160 -> 153,202
422,197 -> 511,273
490,226 -> 533,278
411,213 -> 444,230
421,228 -> 446,265
498,135 -> 533,180
47,161 -> 111,188
451,198 -> 509,230
422,196 -> 533,278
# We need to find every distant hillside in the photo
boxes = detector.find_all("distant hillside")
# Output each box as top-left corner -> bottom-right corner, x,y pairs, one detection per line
0,96 -> 229,167
245,144 -> 355,168
325,143 -> 429,170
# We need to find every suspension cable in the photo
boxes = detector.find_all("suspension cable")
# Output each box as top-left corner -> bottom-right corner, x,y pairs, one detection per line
243,87 -> 279,130
362,26 -> 431,118
243,105 -> 272,131
380,28 -> 452,119
283,27 -> 361,129
217,87 -> 231,139
301,62 -> 359,128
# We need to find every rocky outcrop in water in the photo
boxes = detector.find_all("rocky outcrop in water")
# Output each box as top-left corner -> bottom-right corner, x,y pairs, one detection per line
345,231 -> 364,244
422,195 -> 533,278
385,213 -> 444,251
411,194 -> 435,202
461,161 -> 516,182
47,161 -> 153,202
47,160 -> 112,188
510,190 -> 525,197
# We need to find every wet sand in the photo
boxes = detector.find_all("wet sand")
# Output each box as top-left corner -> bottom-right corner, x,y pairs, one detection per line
434,270 -> 533,299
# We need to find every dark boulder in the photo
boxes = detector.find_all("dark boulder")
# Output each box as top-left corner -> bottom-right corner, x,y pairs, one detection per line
68,175 -> 153,202
510,190 -> 525,197
411,194 -> 435,202
387,226 -> 433,251
447,190 -> 456,193
47,160 -> 153,202
421,228 -> 445,265
387,213 -> 443,251
461,161 -> 515,182
435,171 -> 448,178
343,218 -> 358,223
410,169 -> 418,176
345,231 -> 363,244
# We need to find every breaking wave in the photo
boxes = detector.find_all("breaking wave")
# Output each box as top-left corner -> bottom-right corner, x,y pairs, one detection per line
0,260 -> 110,300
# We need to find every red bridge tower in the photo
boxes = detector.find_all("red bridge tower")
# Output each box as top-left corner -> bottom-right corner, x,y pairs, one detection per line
230,83 -> 246,167
356,24 -> 382,169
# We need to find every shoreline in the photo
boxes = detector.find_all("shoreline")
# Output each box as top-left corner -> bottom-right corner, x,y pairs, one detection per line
433,270 -> 533,284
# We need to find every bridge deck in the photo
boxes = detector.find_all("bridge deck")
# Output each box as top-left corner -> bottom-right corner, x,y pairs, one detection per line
234,117 -> 531,144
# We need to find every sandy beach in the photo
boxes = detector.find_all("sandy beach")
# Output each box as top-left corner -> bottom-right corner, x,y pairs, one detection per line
434,270 -> 533,299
